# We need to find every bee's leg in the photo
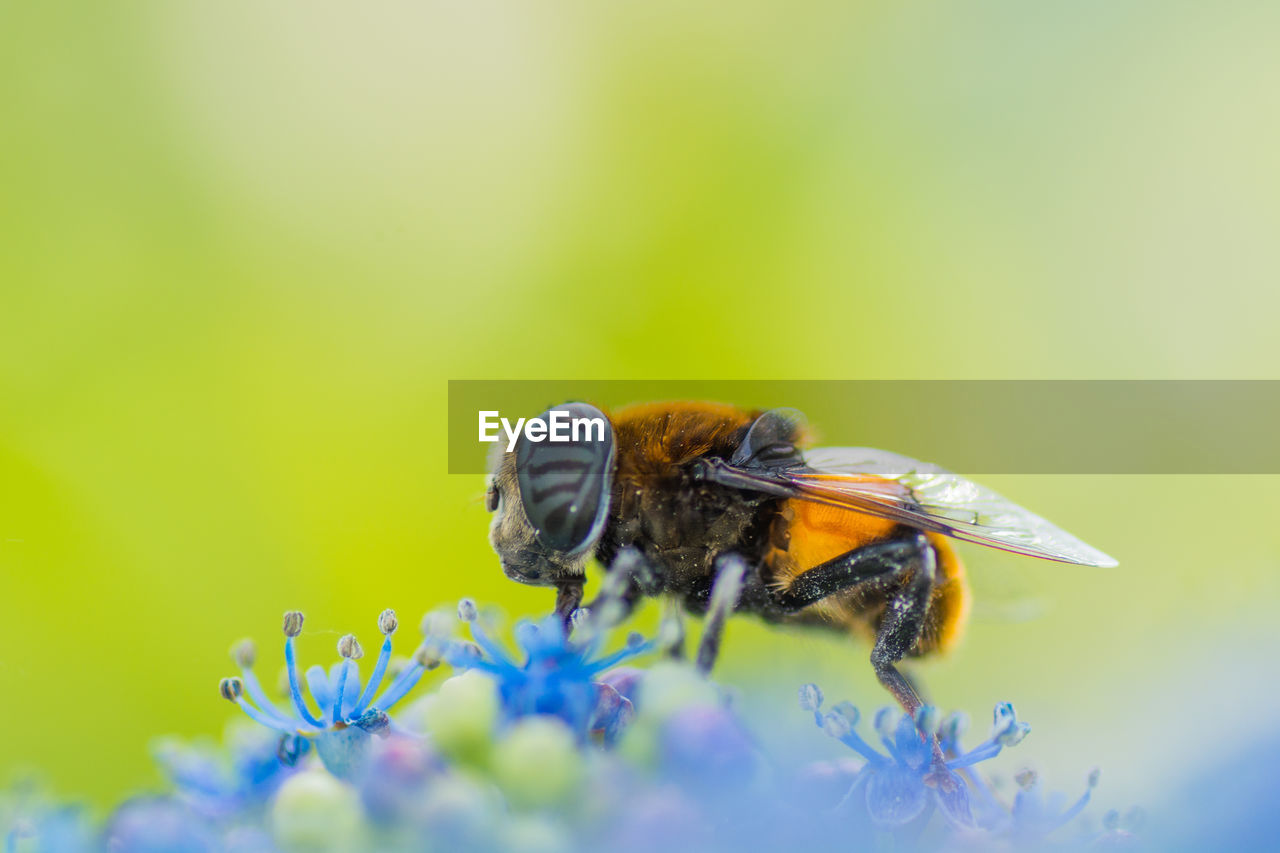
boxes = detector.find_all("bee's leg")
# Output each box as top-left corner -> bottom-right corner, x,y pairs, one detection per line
695,556 -> 748,675
574,548 -> 651,635
658,596 -> 687,660
554,582 -> 584,631
869,540 -> 936,717
771,533 -> 936,715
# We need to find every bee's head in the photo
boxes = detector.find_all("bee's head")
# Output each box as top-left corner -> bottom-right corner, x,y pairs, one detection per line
484,403 -> 615,588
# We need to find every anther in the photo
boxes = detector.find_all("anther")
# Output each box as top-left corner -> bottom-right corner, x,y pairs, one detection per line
874,707 -> 901,740
230,639 -> 256,669
458,598 -> 478,623
1088,767 -> 1101,788
798,683 -> 824,712
938,711 -> 969,743
219,677 -> 244,701
913,705 -> 939,735
822,710 -> 853,740
378,609 -> 398,635
338,634 -> 364,660
414,645 -> 442,671
832,701 -> 860,726
997,721 -> 1031,747
992,701 -> 1016,734
282,611 -> 305,637
420,610 -> 453,639
1014,767 -> 1038,790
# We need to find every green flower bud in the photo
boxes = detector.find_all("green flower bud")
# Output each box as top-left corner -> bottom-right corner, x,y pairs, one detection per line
499,814 -> 573,853
422,671 -> 499,767
270,770 -> 365,853
633,661 -> 720,720
491,717 -> 583,810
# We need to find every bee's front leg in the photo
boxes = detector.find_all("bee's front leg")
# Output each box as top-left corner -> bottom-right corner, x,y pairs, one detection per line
554,582 -> 584,632
694,556 -> 749,675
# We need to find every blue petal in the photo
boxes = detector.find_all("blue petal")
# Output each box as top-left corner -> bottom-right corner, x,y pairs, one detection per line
930,767 -> 975,827
306,666 -> 333,720
864,765 -> 930,828
314,727 -> 376,781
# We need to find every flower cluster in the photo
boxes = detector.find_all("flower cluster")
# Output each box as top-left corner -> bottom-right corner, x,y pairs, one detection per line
1,602 -> 1133,853
798,683 -> 1030,831
446,597 -> 651,742
218,608 -> 435,781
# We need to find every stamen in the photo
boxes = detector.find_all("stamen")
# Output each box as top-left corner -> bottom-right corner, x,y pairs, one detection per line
227,688 -> 297,734
1014,767 -> 1038,790
338,634 -> 364,660
414,644 -> 442,671
833,701 -> 860,725
420,610 -> 453,640
353,632 -> 395,715
913,705 -> 940,736
332,634 -> 364,720
820,707 -> 884,765
458,599 -> 478,623
938,711 -> 969,746
997,722 -> 1031,747
227,638 -> 293,722
584,636 -> 652,673
378,609 -> 398,635
1053,772 -> 1096,828
874,707 -> 901,741
332,658 -> 356,722
283,610 -> 304,638
799,683 -> 824,714
821,710 -> 852,739
284,625 -> 326,728
371,656 -> 426,711
231,639 -> 256,669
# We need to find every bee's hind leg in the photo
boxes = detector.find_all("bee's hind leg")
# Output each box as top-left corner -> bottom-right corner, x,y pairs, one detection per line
868,541 -> 936,718
771,533 -> 937,716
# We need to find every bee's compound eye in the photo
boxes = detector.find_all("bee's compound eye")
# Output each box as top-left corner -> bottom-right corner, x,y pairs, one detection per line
515,402 -> 615,554
485,482 -> 500,512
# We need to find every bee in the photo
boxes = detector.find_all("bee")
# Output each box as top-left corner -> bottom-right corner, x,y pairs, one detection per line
485,401 -> 1115,715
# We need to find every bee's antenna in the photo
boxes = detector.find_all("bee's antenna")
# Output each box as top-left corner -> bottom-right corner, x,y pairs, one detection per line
696,555 -> 747,675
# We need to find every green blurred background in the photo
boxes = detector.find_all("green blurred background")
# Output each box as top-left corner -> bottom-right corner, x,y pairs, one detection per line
2,0 -> 1278,813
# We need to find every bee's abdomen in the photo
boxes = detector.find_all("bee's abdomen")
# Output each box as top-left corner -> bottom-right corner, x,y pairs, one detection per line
764,499 -> 970,657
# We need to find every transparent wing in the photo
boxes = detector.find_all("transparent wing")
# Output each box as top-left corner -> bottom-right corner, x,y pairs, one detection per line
698,445 -> 1116,567
789,447 -> 1117,567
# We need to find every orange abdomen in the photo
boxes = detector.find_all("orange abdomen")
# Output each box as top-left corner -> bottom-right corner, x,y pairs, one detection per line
766,498 -> 971,657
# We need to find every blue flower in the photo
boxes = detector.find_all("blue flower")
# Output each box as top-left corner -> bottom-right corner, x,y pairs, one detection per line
220,609 -> 433,780
103,797 -> 220,853
1005,767 -> 1099,842
152,725 -> 298,820
799,684 -> 1030,830
447,599 -> 652,741
3,805 -> 93,853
